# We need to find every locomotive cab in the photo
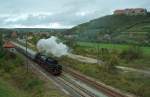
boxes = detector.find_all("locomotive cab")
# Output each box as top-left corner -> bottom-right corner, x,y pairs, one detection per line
46,57 -> 62,75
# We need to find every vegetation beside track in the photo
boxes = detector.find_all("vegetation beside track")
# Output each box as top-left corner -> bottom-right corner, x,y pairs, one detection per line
60,56 -> 150,97
16,35 -> 150,97
0,50 -> 67,97
12,34 -> 150,97
0,79 -> 29,97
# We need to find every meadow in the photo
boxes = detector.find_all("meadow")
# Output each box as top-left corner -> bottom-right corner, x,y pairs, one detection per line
73,42 -> 150,69
77,42 -> 150,55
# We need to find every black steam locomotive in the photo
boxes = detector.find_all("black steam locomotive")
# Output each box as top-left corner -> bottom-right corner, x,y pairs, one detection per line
34,53 -> 62,75
14,42 -> 62,76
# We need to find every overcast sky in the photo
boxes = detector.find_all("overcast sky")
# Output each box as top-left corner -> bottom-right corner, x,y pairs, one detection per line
0,0 -> 149,28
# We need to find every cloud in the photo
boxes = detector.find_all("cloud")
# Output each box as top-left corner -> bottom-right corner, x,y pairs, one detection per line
0,11 -> 98,28
4,14 -> 28,23
76,11 -> 91,16
0,0 -> 150,28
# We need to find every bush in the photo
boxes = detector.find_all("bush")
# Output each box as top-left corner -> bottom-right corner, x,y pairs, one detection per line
0,53 -> 22,73
23,78 -> 44,97
0,52 -> 45,97
99,48 -> 110,61
0,50 -> 6,59
100,48 -> 119,73
120,45 -> 143,61
24,78 -> 44,90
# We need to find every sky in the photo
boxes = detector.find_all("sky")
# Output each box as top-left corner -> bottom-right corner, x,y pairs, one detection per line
0,0 -> 150,28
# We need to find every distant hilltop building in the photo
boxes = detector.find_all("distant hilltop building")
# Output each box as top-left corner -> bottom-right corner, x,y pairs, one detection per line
114,8 -> 147,15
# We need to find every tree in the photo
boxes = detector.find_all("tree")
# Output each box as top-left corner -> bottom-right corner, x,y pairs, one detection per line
100,48 -> 110,61
65,37 -> 77,48
105,52 -> 119,72
100,48 -> 118,73
0,33 -> 3,51
146,32 -> 150,46
0,32 -> 5,58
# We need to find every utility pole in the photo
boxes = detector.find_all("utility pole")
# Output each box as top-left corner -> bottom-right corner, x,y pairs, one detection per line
26,32 -> 28,73
97,42 -> 101,65
0,33 -> 3,53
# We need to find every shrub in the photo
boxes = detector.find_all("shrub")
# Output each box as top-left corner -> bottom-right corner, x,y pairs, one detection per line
100,48 -> 119,73
0,50 -> 6,59
0,50 -> 59,97
120,45 -> 143,61
22,77 -> 44,97
106,54 -> 119,72
24,78 -> 44,90
99,48 -> 110,61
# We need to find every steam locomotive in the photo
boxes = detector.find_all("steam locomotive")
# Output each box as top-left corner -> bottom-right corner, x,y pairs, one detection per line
13,42 -> 62,76
35,53 -> 62,75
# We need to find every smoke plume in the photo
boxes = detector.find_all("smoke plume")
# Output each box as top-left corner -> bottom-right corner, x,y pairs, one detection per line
37,36 -> 69,57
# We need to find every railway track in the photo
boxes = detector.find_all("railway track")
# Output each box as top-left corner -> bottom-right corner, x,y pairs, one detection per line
29,59 -> 107,97
54,76 -> 94,97
64,67 -> 135,97
15,50 -> 106,97
12,42 -> 135,97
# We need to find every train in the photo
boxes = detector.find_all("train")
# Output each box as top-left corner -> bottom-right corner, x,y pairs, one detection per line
13,42 -> 62,76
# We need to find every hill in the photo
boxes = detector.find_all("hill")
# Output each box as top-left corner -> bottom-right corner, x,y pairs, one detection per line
11,28 -> 67,33
64,14 -> 150,45
0,28 -> 67,33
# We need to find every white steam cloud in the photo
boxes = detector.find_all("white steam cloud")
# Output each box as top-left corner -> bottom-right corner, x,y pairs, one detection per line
37,36 -> 69,57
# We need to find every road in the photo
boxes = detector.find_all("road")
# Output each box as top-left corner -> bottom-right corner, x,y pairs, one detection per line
67,53 -> 101,64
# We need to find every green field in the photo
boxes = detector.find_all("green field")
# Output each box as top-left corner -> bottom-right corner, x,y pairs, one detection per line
77,42 -> 150,55
74,42 -> 150,69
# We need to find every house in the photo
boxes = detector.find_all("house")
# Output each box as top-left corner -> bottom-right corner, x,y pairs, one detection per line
114,10 -> 125,15
114,8 -> 147,16
3,41 -> 16,52
134,8 -> 147,15
38,32 -> 50,37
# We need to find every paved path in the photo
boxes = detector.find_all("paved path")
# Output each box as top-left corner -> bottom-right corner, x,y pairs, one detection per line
67,53 -> 101,64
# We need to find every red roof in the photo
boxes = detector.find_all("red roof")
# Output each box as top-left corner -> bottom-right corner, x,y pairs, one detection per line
11,32 -> 17,38
135,8 -> 145,10
3,41 -> 15,48
114,10 -> 125,14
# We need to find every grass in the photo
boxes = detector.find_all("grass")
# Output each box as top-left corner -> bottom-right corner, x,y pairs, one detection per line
0,51 -> 67,97
60,56 -> 150,97
19,37 -> 150,69
74,42 -> 150,69
77,42 -> 150,55
12,37 -> 150,97
24,39 -> 150,69
0,79 -> 28,97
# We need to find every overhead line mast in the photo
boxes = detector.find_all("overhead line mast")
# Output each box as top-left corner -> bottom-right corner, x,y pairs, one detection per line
26,32 -> 29,73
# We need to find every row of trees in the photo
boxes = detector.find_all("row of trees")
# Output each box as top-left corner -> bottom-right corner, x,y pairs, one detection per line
0,33 -> 4,58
